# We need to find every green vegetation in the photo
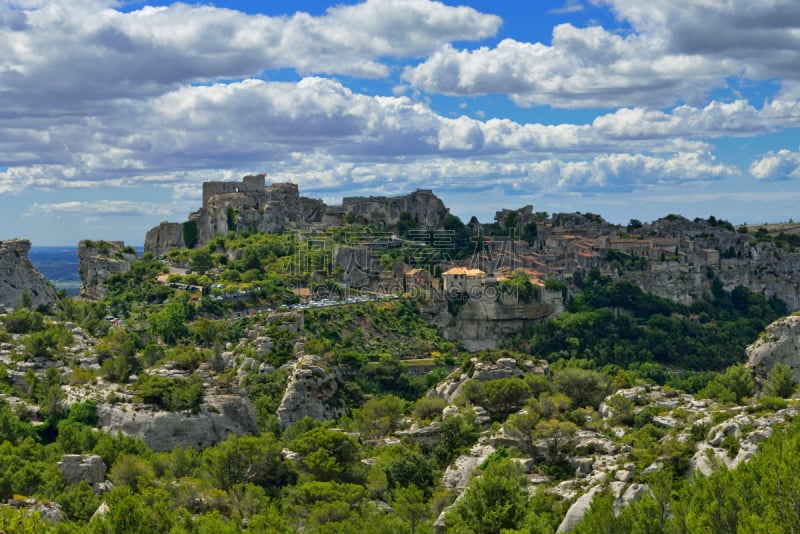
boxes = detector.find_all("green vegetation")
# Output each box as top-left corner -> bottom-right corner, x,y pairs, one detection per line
520,268 -> 786,372
303,299 -> 458,402
573,416 -> 800,533
2,218 -> 798,533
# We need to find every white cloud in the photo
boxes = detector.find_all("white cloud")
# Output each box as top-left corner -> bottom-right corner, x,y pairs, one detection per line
0,0 -> 500,120
2,78 -> 795,199
403,0 -> 800,108
29,200 -> 167,217
749,148 -> 800,181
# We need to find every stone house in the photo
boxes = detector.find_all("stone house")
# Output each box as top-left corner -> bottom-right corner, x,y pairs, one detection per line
442,267 -> 486,292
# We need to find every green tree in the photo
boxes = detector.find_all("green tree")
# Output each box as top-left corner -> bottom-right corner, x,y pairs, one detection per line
534,419 -> 578,459
109,453 -> 155,493
397,211 -> 415,238
449,458 -> 528,533
190,317 -> 223,347
381,445 -> 436,496
700,363 -> 754,404
392,484 -> 429,534
289,427 -> 363,483
554,368 -> 609,408
191,248 -> 215,274
434,410 -> 481,467
203,433 -> 292,493
148,299 -> 188,344
762,362 -> 795,398
504,405 -> 541,457
483,378 -> 531,420
57,480 -> 101,522
351,394 -> 407,439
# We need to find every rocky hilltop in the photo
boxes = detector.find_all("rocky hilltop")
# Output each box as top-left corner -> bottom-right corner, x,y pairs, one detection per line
144,174 -> 449,256
529,212 -> 800,311
0,238 -> 58,310
139,175 -> 800,313
77,240 -> 136,301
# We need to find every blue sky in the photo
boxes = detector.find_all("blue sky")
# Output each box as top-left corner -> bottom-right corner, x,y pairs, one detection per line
1,0 -> 799,245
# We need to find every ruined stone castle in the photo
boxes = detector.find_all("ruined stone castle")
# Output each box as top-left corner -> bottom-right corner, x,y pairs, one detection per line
144,174 -> 449,256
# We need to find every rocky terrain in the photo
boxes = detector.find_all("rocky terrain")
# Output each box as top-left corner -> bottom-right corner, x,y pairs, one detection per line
77,240 -> 135,301
422,363 -> 798,532
1,177 -> 799,530
0,290 -> 798,530
0,238 -> 58,310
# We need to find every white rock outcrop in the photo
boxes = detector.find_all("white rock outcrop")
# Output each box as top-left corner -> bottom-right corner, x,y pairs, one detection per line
77,240 -> 135,300
745,314 -> 800,385
0,239 -> 58,310
58,454 -> 107,486
276,354 -> 346,428
97,392 -> 257,451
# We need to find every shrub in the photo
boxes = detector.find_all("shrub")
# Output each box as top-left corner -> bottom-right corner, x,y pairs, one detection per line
2,309 -> 45,334
554,368 -> 610,408
762,363 -> 796,398
133,374 -> 203,412
412,395 -> 448,421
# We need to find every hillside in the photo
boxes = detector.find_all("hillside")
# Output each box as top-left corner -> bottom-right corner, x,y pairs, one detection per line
0,264 -> 798,530
0,179 -> 799,531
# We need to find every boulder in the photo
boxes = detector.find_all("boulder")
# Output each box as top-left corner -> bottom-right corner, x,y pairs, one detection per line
745,314 -> 800,386
615,483 -> 649,514
58,454 -> 106,486
557,485 -> 602,532
442,443 -> 496,491
6,497 -> 63,523
276,355 -> 346,428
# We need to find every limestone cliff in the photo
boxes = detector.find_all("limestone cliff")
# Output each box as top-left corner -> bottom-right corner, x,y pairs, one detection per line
0,239 -> 58,310
77,240 -> 135,300
423,296 -> 554,352
341,189 -> 449,228
745,314 -> 800,386
276,354 -> 347,428
97,391 -> 258,451
144,222 -> 185,255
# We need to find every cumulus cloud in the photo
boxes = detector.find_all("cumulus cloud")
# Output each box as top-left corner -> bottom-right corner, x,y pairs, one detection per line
403,0 -> 800,108
749,148 -> 800,181
2,77 -> 796,198
0,0 -> 499,118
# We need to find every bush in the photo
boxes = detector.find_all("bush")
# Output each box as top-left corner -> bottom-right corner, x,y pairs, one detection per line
133,374 -> 203,412
483,378 -> 531,420
753,395 -> 787,413
412,395 -> 448,421
554,368 -> 610,408
2,309 -> 45,334
699,364 -> 754,404
763,363 -> 796,398
68,400 -> 98,426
